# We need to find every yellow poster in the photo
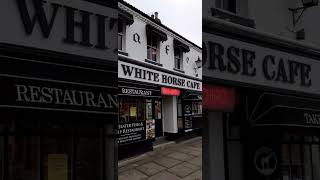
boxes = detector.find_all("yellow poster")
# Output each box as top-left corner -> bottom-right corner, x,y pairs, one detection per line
130,106 -> 137,117
48,154 -> 68,180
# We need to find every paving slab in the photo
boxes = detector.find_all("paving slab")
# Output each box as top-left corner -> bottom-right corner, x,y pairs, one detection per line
153,156 -> 183,168
118,137 -> 202,180
119,169 -> 148,180
187,157 -> 202,167
136,162 -> 166,176
182,170 -> 202,180
166,152 -> 195,161
168,163 -> 196,178
147,171 -> 182,180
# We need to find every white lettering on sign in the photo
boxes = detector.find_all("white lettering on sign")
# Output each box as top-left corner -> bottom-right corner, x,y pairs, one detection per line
121,88 -> 152,96
15,84 -> 118,109
304,113 -> 320,125
118,61 -> 202,91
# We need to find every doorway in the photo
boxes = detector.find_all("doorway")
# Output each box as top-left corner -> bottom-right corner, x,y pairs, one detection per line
154,99 -> 163,137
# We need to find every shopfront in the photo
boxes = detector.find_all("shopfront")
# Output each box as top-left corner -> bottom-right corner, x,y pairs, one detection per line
0,0 -> 118,179
118,56 -> 202,158
203,18 -> 320,180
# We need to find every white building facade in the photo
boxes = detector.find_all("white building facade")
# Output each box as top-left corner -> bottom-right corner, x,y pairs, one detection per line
203,0 -> 320,180
118,1 -> 202,159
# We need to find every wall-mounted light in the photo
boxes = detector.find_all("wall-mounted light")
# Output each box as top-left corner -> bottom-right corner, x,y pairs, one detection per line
195,56 -> 202,69
289,0 -> 319,28
194,56 -> 202,77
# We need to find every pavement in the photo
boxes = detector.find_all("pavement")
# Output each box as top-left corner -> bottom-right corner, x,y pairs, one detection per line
118,137 -> 202,180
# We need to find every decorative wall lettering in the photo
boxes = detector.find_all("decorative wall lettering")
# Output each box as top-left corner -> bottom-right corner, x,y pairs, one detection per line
133,33 -> 141,44
165,45 -> 170,55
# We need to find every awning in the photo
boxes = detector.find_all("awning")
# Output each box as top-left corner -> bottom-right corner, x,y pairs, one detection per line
248,92 -> 320,128
119,9 -> 134,25
146,24 -> 167,42
174,39 -> 190,53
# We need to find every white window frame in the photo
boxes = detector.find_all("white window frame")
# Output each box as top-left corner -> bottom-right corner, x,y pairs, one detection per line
147,34 -> 159,62
118,20 -> 126,52
174,47 -> 183,71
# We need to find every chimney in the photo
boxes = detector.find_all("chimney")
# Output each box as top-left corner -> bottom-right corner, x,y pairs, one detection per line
151,14 -> 155,19
154,12 -> 161,23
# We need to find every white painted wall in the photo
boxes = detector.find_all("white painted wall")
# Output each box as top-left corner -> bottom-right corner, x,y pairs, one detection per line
120,3 -> 202,80
162,96 -> 178,134
204,0 -> 320,47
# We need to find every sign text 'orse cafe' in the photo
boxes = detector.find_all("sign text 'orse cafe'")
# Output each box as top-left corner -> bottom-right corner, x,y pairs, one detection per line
203,33 -> 320,96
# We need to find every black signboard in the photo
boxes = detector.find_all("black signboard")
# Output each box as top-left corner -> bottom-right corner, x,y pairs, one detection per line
118,121 -> 146,144
0,55 -> 118,115
183,102 -> 193,131
248,92 -> 320,128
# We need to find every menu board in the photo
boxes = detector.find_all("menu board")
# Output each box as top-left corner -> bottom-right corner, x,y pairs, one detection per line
118,121 -> 146,144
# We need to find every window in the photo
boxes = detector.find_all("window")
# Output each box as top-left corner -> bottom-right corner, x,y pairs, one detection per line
174,48 -> 183,70
118,19 -> 125,51
192,101 -> 202,115
216,0 -> 236,13
147,34 -> 158,62
5,119 -> 114,180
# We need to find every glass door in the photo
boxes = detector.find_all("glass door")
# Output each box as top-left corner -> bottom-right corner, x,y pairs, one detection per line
154,99 -> 163,137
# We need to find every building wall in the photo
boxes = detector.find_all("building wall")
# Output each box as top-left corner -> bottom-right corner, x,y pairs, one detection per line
120,3 -> 202,80
162,96 -> 178,134
204,0 -> 320,46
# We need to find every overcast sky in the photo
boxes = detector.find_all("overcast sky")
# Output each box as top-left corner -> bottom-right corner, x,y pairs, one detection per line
124,0 -> 202,47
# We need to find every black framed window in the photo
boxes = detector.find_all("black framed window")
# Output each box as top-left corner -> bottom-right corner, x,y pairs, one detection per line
216,0 -> 236,13
4,119 -> 114,180
118,19 -> 125,51
147,34 -> 158,62
174,48 -> 183,70
119,97 -> 146,123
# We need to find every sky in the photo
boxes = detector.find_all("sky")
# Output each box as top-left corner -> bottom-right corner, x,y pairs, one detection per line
124,0 -> 202,47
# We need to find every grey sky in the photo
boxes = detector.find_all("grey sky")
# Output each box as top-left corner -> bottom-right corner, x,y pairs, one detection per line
124,0 -> 202,47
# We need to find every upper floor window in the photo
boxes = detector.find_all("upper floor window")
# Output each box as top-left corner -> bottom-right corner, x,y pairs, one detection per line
216,0 -> 236,13
118,9 -> 134,53
173,39 -> 189,72
118,19 -> 125,51
174,48 -> 183,70
147,34 -> 158,62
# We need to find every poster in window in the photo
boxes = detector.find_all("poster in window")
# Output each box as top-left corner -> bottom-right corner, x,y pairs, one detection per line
146,101 -> 152,120
146,119 -> 155,139
130,106 -> 137,117
48,154 -> 68,180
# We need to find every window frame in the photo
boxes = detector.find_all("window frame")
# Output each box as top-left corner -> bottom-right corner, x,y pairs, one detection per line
118,19 -> 125,52
174,47 -> 184,70
147,33 -> 159,62
216,0 -> 236,13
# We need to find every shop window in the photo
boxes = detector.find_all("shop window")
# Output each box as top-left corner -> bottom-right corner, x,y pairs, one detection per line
216,0 -> 236,13
75,125 -> 104,180
192,101 -> 202,115
174,48 -> 183,70
119,98 -> 146,123
118,19 -> 125,52
6,119 -> 113,180
147,34 -> 159,62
